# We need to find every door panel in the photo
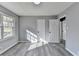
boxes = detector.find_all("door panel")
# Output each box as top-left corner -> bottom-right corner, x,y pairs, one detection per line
49,20 -> 59,43
37,20 -> 45,40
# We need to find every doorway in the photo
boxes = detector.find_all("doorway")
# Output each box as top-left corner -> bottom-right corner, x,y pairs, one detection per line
60,16 -> 66,47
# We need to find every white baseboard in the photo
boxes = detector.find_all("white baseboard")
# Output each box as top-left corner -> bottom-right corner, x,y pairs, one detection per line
0,42 -> 18,55
18,41 -> 28,43
66,48 -> 77,56
18,41 -> 31,43
48,42 -> 60,44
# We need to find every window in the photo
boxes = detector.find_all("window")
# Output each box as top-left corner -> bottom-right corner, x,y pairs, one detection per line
26,30 -> 37,43
0,15 -> 15,40
2,16 -> 15,39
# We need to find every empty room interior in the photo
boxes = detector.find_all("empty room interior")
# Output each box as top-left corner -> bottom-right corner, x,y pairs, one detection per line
0,2 -> 79,56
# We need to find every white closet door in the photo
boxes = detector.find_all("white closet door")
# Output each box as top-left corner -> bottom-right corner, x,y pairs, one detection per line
63,21 -> 67,40
37,20 -> 45,40
49,20 -> 59,43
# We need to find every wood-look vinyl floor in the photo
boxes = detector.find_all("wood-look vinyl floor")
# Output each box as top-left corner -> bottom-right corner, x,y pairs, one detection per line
0,42 -> 72,56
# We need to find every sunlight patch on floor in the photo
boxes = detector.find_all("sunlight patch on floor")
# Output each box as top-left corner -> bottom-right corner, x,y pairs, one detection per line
27,38 -> 48,51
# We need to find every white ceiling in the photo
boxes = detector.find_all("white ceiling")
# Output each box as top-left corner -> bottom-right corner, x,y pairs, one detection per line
0,2 -> 74,16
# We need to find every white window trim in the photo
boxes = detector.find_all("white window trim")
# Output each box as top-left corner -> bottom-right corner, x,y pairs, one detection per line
0,13 -> 15,41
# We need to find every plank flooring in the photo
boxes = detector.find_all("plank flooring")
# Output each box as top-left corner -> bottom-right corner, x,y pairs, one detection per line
0,42 -> 72,56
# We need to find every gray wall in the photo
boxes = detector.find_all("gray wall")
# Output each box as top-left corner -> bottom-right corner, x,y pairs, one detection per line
19,16 -> 58,41
59,3 -> 79,55
45,20 -> 49,42
0,5 -> 18,54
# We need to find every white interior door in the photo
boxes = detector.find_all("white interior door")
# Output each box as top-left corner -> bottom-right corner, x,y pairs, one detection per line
37,20 -> 45,41
63,21 -> 67,40
49,19 -> 59,43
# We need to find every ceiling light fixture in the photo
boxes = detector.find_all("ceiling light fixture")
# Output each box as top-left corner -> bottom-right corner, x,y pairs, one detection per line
33,2 -> 41,5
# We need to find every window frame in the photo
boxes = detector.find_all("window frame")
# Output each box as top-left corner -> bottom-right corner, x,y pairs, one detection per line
0,13 -> 15,40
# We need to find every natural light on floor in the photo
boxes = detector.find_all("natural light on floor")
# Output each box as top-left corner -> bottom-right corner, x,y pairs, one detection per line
26,29 -> 48,51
